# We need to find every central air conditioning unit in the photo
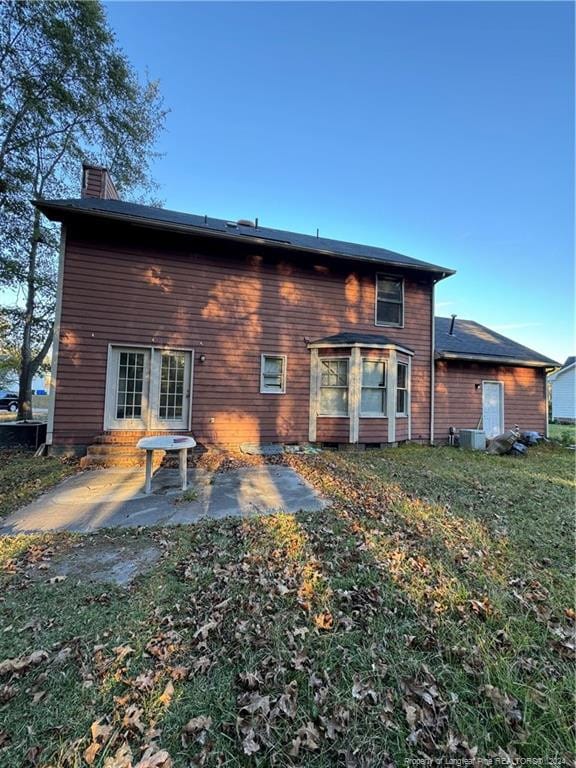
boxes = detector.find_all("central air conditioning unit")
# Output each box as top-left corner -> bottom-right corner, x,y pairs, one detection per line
459,429 -> 486,450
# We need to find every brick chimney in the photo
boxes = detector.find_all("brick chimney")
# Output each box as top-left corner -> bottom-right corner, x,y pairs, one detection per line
81,163 -> 119,200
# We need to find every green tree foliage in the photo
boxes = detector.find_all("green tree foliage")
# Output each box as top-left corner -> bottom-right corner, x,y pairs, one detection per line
0,0 -> 165,419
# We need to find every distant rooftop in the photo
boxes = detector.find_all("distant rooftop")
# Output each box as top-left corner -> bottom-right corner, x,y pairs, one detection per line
435,317 -> 558,367
35,196 -> 455,278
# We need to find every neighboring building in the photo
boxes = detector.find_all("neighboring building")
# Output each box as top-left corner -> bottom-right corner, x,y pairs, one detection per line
549,356 -> 576,424
35,164 -> 557,457
434,317 -> 558,439
2,370 -> 50,395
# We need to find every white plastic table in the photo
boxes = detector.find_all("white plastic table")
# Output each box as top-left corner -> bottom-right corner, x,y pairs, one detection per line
136,436 -> 197,495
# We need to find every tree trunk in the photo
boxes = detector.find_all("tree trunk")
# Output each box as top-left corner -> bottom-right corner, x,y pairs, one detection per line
17,208 -> 41,421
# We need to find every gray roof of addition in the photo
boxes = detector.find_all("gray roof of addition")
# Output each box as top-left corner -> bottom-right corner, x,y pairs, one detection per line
35,197 -> 455,278
435,317 -> 559,367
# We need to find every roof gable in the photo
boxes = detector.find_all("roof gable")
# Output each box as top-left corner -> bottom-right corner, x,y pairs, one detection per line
435,317 -> 559,367
35,197 -> 455,278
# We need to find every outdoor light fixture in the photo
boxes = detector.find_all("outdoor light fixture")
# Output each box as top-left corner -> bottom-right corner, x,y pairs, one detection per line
199,354 -> 206,363
475,383 -> 481,390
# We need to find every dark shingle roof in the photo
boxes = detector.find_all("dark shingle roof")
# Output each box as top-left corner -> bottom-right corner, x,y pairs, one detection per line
35,197 -> 454,278
309,332 -> 413,352
435,317 -> 559,367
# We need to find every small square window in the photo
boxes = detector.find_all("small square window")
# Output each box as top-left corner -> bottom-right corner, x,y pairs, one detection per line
260,354 -> 287,394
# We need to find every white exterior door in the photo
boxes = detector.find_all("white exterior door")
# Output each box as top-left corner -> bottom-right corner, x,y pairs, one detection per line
105,346 -> 192,431
482,381 -> 504,438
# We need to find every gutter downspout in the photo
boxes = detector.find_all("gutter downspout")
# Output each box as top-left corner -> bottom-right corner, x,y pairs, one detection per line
430,279 -> 437,445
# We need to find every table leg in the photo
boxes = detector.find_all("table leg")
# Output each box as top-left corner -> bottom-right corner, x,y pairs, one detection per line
180,448 -> 188,491
145,450 -> 153,495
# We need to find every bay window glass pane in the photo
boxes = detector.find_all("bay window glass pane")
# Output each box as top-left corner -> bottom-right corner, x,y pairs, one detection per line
321,359 -> 348,387
362,360 -> 386,387
397,389 -> 407,415
397,363 -> 407,389
320,387 -> 348,415
361,389 -> 385,414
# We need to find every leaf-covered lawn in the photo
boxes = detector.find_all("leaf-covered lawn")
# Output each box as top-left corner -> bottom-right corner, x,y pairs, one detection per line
0,448 -> 77,519
0,445 -> 574,767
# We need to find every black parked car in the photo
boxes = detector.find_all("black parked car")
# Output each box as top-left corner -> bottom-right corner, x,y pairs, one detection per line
0,391 -> 19,412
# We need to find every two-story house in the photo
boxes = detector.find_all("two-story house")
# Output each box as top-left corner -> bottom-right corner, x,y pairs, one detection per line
36,164 -> 556,460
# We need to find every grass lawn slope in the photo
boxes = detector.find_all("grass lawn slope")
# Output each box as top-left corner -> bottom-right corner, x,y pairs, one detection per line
0,445 -> 574,766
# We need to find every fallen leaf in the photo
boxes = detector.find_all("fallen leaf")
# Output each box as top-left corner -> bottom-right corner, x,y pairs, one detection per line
314,611 -> 334,631
158,680 -> 174,707
242,729 -> 260,755
103,743 -> 133,768
183,715 -> 212,734
134,748 -> 172,768
0,650 -> 49,677
122,704 -> 145,733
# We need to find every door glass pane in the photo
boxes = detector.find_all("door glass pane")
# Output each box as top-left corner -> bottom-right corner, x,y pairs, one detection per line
158,352 -> 186,420
116,351 -> 145,420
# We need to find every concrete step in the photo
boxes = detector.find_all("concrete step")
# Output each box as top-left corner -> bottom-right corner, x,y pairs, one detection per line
93,435 -> 142,446
86,444 -> 145,456
80,452 -> 165,470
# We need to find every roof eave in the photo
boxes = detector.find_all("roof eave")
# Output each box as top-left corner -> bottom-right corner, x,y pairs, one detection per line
34,200 -> 456,279
308,341 -> 414,355
435,351 -> 559,368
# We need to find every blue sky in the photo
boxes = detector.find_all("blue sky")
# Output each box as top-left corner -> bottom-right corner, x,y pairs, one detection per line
106,0 -> 574,364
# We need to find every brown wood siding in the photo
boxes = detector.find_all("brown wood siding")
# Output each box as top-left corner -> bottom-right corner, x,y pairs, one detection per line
82,168 -> 103,198
434,360 -> 547,441
358,419 -> 387,442
316,418 -> 350,443
53,221 -> 434,448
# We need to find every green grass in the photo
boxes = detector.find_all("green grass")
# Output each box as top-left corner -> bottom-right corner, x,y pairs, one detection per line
549,422 -> 576,446
0,446 -> 574,766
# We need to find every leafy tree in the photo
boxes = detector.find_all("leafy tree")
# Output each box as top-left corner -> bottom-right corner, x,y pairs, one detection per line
0,0 -> 165,419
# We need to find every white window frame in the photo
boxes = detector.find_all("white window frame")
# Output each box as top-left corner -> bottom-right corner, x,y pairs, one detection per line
318,357 -> 349,417
396,361 -> 409,417
375,274 -> 404,328
360,358 -> 388,418
260,354 -> 287,394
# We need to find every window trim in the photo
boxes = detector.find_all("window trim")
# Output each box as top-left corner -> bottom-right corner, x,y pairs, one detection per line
318,356 -> 350,417
360,358 -> 388,418
396,361 -> 409,417
375,274 -> 405,328
260,353 -> 287,394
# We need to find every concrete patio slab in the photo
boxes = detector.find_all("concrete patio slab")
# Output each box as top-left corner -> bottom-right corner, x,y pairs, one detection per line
0,465 -> 328,534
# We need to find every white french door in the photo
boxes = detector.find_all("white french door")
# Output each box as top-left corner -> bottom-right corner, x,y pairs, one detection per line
105,346 -> 192,431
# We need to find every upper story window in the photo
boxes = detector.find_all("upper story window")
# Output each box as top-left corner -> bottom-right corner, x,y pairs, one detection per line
396,361 -> 408,415
361,359 -> 387,416
260,354 -> 287,393
319,359 -> 349,415
376,275 -> 404,327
